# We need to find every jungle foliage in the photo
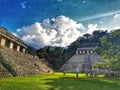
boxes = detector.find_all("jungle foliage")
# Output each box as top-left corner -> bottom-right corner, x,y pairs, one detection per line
94,29 -> 120,71
30,30 -> 108,70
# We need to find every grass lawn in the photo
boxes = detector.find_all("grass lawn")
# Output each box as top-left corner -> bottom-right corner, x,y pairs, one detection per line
0,72 -> 120,90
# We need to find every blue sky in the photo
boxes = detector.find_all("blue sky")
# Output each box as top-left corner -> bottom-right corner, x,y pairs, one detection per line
1,0 -> 120,48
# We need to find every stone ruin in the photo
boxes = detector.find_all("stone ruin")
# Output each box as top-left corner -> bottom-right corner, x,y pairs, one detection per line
0,27 -> 53,77
60,47 -> 104,73
0,27 -> 26,53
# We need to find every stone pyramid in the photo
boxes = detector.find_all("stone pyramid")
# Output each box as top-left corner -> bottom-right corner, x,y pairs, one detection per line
60,47 -> 103,73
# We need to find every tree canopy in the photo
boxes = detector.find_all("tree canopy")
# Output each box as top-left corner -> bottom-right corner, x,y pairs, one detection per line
27,30 -> 108,70
95,29 -> 120,71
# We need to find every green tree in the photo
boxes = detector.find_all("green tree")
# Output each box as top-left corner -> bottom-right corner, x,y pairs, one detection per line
95,29 -> 120,71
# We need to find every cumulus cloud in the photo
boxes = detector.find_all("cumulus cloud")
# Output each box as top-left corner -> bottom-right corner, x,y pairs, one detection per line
86,13 -> 120,34
17,15 -> 84,49
16,13 -> 120,49
87,24 -> 98,34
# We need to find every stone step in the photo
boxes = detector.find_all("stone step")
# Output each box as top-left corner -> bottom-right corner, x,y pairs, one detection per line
0,46 -> 53,77
60,53 -> 103,72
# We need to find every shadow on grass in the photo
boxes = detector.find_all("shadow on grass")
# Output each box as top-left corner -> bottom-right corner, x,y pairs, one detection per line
44,77 -> 120,90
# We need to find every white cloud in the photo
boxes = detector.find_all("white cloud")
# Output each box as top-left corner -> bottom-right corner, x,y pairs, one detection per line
12,33 -> 19,37
86,13 -> 120,34
16,13 -> 120,49
113,14 -> 120,24
113,14 -> 120,19
17,15 -> 84,49
78,10 -> 120,22
112,14 -> 120,29
99,13 -> 120,31
87,24 -> 98,34
20,1 -> 26,9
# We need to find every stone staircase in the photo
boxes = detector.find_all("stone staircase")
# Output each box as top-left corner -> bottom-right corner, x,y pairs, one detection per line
60,54 -> 84,72
0,46 -> 53,77
60,53 -> 103,72
0,63 -> 12,77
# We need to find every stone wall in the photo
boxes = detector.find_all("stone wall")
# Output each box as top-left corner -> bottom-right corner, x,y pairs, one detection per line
0,27 -> 26,54
60,50 -> 104,73
0,27 -> 24,44
0,63 -> 12,77
0,46 -> 53,77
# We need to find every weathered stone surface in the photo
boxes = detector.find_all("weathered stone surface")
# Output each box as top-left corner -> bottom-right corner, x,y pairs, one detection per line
0,27 -> 24,45
60,47 -> 103,73
0,27 -> 53,78
0,46 -> 53,77
0,63 -> 12,78
0,27 -> 26,53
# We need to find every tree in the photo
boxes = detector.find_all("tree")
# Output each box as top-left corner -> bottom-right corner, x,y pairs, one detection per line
95,29 -> 120,71
64,30 -> 108,62
83,33 -> 92,40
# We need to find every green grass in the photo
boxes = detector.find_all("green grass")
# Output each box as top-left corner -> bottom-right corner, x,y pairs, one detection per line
0,73 -> 120,90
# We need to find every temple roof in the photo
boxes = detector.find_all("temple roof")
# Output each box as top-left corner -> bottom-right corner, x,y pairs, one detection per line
60,47 -> 103,73
0,27 -> 26,48
77,47 -> 94,51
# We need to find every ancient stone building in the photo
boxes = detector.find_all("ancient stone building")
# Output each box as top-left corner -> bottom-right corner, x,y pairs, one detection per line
0,27 -> 53,77
60,47 -> 103,73
0,27 -> 26,53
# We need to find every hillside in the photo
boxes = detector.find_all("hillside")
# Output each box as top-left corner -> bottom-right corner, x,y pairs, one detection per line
35,30 -> 108,70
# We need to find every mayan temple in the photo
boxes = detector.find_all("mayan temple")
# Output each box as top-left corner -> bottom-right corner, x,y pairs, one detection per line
60,47 -> 104,73
0,27 -> 53,77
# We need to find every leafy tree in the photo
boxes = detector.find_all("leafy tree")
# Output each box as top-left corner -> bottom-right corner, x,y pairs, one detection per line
83,33 -> 92,40
36,46 -> 65,70
95,29 -> 120,71
36,48 -> 47,58
26,45 -> 37,55
64,30 -> 108,64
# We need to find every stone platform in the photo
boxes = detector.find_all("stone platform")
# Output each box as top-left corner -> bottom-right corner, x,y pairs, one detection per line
60,47 -> 103,73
